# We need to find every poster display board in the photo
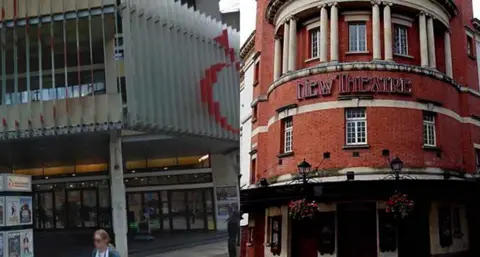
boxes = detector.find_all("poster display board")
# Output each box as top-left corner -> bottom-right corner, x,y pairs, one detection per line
5,197 -> 32,227
0,175 -> 33,257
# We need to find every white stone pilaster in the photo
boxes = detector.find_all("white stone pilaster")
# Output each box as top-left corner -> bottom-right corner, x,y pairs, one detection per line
444,30 -> 453,77
383,3 -> 393,61
372,2 -> 381,60
282,22 -> 290,74
109,131 -> 128,257
330,3 -> 339,62
274,36 -> 282,80
288,17 -> 297,71
427,16 -> 436,68
419,12 -> 429,67
320,5 -> 329,62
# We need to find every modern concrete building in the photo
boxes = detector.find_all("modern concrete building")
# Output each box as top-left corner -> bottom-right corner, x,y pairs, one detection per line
241,0 -> 480,257
0,0 -> 240,256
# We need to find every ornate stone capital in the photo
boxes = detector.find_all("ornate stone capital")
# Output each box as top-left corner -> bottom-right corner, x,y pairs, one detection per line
382,1 -> 393,7
370,0 -> 380,6
274,35 -> 282,40
329,2 -> 338,7
317,4 -> 326,10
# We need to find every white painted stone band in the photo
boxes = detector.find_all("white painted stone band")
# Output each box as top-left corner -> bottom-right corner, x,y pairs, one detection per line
251,99 -> 480,137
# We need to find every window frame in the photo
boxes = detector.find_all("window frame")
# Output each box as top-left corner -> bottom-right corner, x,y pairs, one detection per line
393,25 -> 409,56
467,35 -> 474,57
283,118 -> 293,153
309,27 -> 320,59
423,114 -> 437,147
348,22 -> 367,53
345,108 -> 367,145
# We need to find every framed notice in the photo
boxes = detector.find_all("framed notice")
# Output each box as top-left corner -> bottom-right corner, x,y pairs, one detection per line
7,231 -> 20,257
19,230 -> 33,257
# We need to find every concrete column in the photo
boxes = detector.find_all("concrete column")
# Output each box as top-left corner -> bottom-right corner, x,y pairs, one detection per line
383,3 -> 393,61
372,2 -> 381,60
419,12 -> 429,67
319,5 -> 328,62
330,3 -> 339,62
109,131 -> 128,257
288,17 -> 297,71
427,16 -> 436,68
273,36 -> 282,80
282,22 -> 290,74
444,30 -> 453,77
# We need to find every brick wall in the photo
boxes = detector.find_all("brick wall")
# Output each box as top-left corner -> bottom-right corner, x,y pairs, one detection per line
250,0 -> 480,184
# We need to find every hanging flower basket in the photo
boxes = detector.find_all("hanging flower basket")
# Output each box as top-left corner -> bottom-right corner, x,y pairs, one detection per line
288,199 -> 320,220
385,193 -> 414,218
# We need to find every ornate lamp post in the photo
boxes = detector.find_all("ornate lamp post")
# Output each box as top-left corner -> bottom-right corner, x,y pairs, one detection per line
390,157 -> 404,191
297,159 -> 312,185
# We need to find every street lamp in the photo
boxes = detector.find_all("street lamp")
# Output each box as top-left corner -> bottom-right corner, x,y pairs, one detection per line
390,157 -> 404,190
297,159 -> 312,184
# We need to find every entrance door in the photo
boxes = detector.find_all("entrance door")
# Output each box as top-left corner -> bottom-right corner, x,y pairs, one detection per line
337,203 -> 377,257
82,189 -> 98,228
34,192 -> 54,229
398,202 -> 430,257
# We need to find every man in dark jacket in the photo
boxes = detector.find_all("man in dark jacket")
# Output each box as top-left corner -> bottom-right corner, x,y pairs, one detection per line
227,206 -> 241,257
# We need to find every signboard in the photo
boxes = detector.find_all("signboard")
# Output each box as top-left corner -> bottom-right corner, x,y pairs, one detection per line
4,176 -> 31,192
6,197 -> 32,227
297,73 -> 412,100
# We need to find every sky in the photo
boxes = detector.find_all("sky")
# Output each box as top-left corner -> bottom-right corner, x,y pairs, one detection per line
221,0 -> 480,45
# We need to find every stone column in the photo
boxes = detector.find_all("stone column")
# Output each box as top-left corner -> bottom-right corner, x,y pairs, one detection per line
288,17 -> 297,71
330,3 -> 339,62
419,12 -> 429,67
109,131 -> 128,257
444,30 -> 453,77
372,2 -> 381,60
427,16 -> 436,68
383,2 -> 393,61
282,22 -> 290,74
273,36 -> 282,80
319,5 -> 328,62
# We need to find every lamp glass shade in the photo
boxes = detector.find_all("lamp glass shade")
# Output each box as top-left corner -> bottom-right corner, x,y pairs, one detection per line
390,157 -> 404,172
297,159 -> 311,175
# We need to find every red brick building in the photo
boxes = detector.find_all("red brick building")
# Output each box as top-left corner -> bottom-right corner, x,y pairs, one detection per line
241,0 -> 480,256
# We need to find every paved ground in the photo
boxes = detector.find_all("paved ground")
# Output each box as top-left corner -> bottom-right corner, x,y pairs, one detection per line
34,230 -> 229,257
145,240 -> 229,257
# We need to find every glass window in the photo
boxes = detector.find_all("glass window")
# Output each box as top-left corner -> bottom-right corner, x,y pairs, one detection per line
187,190 -> 206,230
161,191 -> 170,231
54,187 -> 66,229
345,109 -> 367,145
394,25 -> 408,55
467,35 -> 473,56
170,191 -> 187,230
127,193 -> 143,232
82,189 -> 97,228
423,114 -> 436,147
348,23 -> 366,52
283,118 -> 293,153
67,190 -> 82,228
98,186 -> 111,228
35,192 -> 54,229
144,192 -> 161,231
310,28 -> 320,58
205,188 -> 215,230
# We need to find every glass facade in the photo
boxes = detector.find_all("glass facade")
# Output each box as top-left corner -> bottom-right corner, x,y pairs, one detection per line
126,188 -> 216,232
33,179 -> 111,230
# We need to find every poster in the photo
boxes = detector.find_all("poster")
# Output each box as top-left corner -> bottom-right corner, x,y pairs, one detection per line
18,198 -> 32,225
19,230 -> 33,257
0,197 -> 5,226
6,198 -> 20,227
0,232 -> 4,257
7,231 -> 20,257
